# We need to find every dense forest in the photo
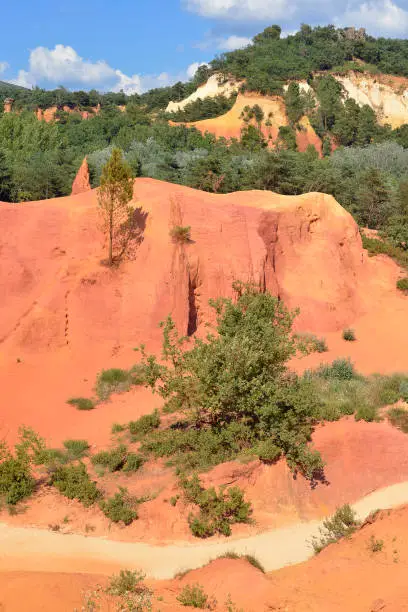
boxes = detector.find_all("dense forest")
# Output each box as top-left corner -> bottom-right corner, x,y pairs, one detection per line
1,25 -> 408,250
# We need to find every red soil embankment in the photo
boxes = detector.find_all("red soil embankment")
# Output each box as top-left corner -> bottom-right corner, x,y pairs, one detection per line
1,178 -> 407,447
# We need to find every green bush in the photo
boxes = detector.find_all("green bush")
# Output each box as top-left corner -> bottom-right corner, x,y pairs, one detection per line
51,463 -> 101,507
177,584 -> 208,608
63,439 -> 89,460
397,277 -> 408,292
95,368 -> 133,401
312,504 -> 360,553
257,439 -> 282,464
91,445 -> 128,472
0,427 -> 46,506
0,457 -> 35,506
342,328 -> 356,342
295,333 -> 328,353
170,225 -> 191,244
313,358 -> 356,381
107,569 -> 146,596
111,422 -> 126,434
355,405 -> 379,422
181,474 -> 252,538
138,284 -> 323,478
128,410 -> 161,439
123,453 -> 145,473
100,487 -> 138,525
67,397 -> 95,411
388,407 -> 408,433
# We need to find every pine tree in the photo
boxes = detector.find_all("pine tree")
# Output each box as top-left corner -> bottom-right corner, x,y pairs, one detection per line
98,148 -> 134,266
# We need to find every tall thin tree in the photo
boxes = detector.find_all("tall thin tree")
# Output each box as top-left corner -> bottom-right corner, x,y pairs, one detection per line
98,148 -> 133,266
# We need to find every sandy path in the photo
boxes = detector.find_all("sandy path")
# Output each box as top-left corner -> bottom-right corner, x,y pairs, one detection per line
1,481 -> 408,580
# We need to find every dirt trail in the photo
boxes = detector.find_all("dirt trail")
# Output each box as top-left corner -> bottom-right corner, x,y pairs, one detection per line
2,481 -> 408,580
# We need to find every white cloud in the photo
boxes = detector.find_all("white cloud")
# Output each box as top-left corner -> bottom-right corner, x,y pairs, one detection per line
0,61 -> 9,75
217,35 -> 252,50
338,0 -> 408,35
186,61 -> 208,78
6,45 -> 203,94
185,0 -> 291,20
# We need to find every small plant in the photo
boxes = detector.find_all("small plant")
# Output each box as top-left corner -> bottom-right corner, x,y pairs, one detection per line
62,515 -> 70,524
67,397 -> 95,411
123,452 -> 145,473
342,328 -> 356,341
181,474 -> 252,538
388,407 -> 408,433
244,554 -> 265,573
257,439 -> 281,464
295,333 -> 328,353
169,495 -> 179,506
170,225 -> 191,244
128,410 -> 160,439
397,277 -> 408,293
368,535 -> 384,552
314,358 -> 356,381
91,445 -> 128,472
63,439 -> 90,460
100,487 -> 138,525
95,368 -> 133,401
108,569 -> 146,596
177,583 -> 208,608
51,463 -> 101,507
111,422 -> 126,434
312,504 -> 360,553
355,405 -> 379,422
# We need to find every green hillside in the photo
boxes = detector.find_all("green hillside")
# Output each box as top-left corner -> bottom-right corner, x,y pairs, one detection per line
0,24 -> 407,260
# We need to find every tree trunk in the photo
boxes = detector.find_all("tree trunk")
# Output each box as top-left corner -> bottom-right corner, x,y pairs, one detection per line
108,208 -> 113,266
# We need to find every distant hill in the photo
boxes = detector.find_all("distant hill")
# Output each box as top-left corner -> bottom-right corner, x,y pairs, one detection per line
0,80 -> 28,93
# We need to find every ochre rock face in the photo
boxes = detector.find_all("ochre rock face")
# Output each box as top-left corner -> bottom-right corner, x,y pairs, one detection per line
170,92 -> 323,155
71,157 -> 91,195
0,178 -> 366,358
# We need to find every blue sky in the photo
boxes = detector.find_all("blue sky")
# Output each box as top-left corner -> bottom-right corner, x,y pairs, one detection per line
1,0 -> 408,93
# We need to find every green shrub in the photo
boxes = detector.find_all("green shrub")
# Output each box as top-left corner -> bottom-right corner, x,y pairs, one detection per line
106,569 -> 152,611
355,405 -> 379,422
100,487 -> 138,525
0,457 -> 35,506
177,584 -> 208,608
91,445 -> 128,472
95,368 -> 133,401
107,569 -> 146,596
312,504 -> 360,553
111,422 -> 126,434
181,474 -> 252,538
313,358 -> 356,381
388,407 -> 408,433
257,439 -> 281,464
51,463 -> 101,507
368,535 -> 384,552
128,410 -> 160,439
123,453 -> 145,473
295,333 -> 328,353
397,277 -> 408,292
63,439 -> 90,460
170,225 -> 191,244
0,427 -> 46,506
138,284 -> 323,478
67,397 -> 95,411
342,328 -> 356,341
